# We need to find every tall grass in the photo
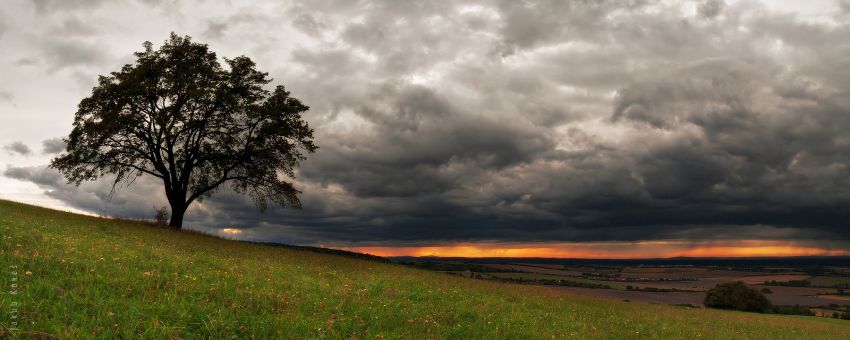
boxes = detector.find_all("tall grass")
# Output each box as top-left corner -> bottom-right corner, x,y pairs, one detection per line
1,200 -> 848,338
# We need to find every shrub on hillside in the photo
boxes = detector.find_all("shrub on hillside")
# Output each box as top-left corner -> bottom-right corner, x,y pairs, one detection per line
704,281 -> 773,313
154,206 -> 170,226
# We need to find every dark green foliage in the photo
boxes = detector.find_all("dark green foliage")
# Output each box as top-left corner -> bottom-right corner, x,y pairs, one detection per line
704,281 -> 773,313
51,33 -> 316,228
770,305 -> 814,316
834,312 -> 850,320
762,280 -> 811,287
153,206 -> 169,226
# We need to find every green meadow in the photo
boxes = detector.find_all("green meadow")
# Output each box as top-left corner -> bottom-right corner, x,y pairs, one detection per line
1,200 -> 849,339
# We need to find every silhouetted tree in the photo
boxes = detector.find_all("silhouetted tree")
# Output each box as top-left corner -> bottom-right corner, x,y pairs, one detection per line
704,281 -> 773,313
51,33 -> 317,228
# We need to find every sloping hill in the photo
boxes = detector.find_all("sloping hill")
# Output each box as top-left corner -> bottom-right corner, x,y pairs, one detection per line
1,200 -> 848,338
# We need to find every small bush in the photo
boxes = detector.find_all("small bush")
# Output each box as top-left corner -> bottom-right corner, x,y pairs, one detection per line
154,206 -> 169,226
834,311 -> 850,320
761,287 -> 773,294
704,281 -> 773,313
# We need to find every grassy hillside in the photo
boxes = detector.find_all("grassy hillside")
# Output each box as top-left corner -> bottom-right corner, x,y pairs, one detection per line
1,200 -> 848,339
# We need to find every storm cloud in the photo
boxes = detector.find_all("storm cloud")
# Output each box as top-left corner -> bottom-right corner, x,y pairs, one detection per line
2,0 -> 850,247
0,91 -> 13,105
3,141 -> 31,156
41,138 -> 65,154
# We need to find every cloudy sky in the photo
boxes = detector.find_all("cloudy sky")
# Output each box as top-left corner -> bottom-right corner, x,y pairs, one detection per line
2,0 -> 850,257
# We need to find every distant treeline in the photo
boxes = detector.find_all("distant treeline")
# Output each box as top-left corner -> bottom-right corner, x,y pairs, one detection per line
493,277 -> 613,289
762,279 -> 850,289
398,261 -> 522,273
762,280 -> 811,287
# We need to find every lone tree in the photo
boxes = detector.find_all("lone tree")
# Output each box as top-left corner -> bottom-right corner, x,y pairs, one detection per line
704,281 -> 773,313
51,34 -> 317,228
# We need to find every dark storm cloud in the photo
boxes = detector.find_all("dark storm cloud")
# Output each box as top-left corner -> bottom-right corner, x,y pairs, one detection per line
40,38 -> 108,72
698,0 -> 725,19
0,92 -> 13,105
0,15 -> 7,39
41,138 -> 65,154
281,0 -> 850,244
137,0 -> 173,7
494,0 -> 651,53
298,82 -> 555,199
31,0 -> 106,14
7,0 -> 850,246
203,21 -> 229,40
3,141 -> 31,156
290,13 -> 326,38
49,16 -> 101,36
13,58 -> 39,67
4,166 -> 61,186
202,13 -> 261,40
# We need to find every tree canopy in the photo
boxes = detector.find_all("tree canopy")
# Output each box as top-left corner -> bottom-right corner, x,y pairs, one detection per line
51,33 -> 317,228
704,281 -> 773,313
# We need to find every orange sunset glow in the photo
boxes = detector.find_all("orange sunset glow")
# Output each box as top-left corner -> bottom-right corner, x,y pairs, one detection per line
342,240 -> 850,259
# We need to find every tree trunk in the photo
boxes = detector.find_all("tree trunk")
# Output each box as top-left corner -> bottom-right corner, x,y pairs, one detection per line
168,202 -> 187,229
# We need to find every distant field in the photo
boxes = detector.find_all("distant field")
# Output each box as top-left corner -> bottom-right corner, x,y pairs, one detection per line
810,276 -> 850,287
2,200 -> 850,338
818,295 -> 850,302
